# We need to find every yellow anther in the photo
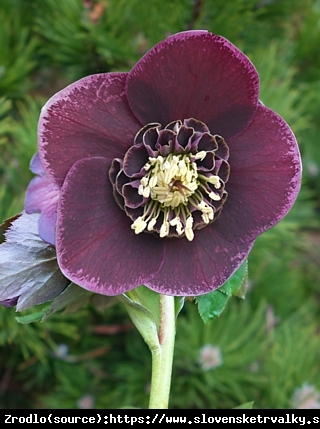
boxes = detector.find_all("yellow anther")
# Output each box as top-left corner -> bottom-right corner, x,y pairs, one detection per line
147,218 -> 157,231
206,175 -> 221,188
142,187 -> 151,198
131,148 -> 224,242
194,150 -> 206,161
209,192 -> 221,201
131,217 -> 147,234
160,221 -> 170,238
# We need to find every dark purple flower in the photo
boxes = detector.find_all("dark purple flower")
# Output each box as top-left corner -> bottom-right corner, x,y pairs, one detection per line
25,30 -> 301,296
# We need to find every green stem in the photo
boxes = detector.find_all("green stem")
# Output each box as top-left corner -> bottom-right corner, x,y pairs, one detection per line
148,294 -> 176,409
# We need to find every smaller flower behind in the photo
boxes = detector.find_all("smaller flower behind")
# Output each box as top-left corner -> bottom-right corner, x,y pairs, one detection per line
197,344 -> 223,371
291,383 -> 320,409
52,343 -> 69,359
77,394 -> 95,410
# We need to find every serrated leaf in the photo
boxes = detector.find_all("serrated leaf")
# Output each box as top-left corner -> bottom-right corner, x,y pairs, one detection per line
196,290 -> 229,324
196,260 -> 249,324
0,212 -> 69,310
234,265 -> 249,299
219,260 -> 248,297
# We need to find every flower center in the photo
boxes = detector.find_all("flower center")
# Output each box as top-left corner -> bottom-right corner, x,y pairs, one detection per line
109,118 -> 230,241
140,153 -> 198,207
134,152 -> 222,241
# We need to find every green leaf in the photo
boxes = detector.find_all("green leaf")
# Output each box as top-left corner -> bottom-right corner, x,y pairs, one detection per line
196,260 -> 248,324
233,401 -> 254,409
118,293 -> 160,351
128,285 -> 161,329
219,260 -> 248,297
16,308 -> 49,324
196,290 -> 229,324
175,296 -> 185,318
234,264 -> 249,299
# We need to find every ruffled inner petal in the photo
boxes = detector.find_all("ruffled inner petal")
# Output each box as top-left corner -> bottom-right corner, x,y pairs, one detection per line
122,181 -> 146,208
56,156 -> 164,295
123,144 -> 149,178
196,133 -> 218,152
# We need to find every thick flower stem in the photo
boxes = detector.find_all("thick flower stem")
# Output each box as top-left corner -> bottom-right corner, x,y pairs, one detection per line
148,294 -> 176,409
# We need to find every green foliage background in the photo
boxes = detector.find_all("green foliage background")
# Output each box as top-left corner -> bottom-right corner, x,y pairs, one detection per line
0,0 -> 320,409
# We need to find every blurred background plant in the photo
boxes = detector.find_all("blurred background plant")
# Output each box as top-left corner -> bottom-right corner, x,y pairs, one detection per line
0,0 -> 319,409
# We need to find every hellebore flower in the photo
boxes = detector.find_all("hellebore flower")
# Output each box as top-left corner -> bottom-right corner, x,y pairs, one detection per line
25,30 -> 301,297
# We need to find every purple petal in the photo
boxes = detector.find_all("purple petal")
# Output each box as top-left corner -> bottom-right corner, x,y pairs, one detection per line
29,152 -> 44,176
56,157 -> 164,295
0,297 -> 19,308
195,151 -> 215,172
215,105 -> 302,244
175,126 -> 193,152
196,133 -> 218,152
145,227 -> 254,296
127,30 -> 259,140
123,144 -> 149,178
25,175 -> 60,245
39,73 -> 142,187
122,181 -> 146,209
184,118 -> 210,133
157,129 -> 177,155
215,136 -> 230,161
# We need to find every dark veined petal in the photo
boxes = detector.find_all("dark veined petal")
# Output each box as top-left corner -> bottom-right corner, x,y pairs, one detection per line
56,157 -> 164,295
144,226 -> 254,296
126,30 -> 259,140
39,73 -> 142,187
214,104 -> 302,244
